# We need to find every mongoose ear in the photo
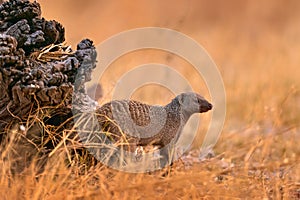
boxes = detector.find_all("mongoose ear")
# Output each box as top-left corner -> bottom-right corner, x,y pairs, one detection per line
176,95 -> 184,105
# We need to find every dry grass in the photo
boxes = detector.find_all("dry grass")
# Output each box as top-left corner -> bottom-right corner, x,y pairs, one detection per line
1,0 -> 300,199
1,129 -> 299,199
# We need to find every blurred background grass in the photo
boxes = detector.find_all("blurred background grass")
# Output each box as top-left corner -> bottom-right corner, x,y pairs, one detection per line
39,0 -> 300,129
1,0 -> 299,199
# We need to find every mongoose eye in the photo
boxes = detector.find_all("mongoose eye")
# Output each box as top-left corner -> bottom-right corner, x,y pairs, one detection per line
197,98 -> 201,104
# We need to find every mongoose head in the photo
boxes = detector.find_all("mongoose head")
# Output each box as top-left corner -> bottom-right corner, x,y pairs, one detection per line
176,92 -> 213,115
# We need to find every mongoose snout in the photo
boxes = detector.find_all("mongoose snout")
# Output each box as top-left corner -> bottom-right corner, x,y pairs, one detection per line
199,99 -> 213,113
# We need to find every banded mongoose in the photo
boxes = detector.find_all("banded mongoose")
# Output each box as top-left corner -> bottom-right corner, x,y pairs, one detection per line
96,92 -> 212,151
